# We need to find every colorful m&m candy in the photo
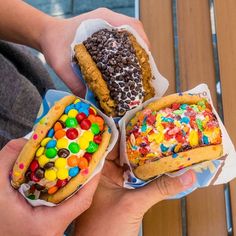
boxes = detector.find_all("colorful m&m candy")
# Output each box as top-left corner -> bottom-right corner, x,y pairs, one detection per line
25,99 -> 107,201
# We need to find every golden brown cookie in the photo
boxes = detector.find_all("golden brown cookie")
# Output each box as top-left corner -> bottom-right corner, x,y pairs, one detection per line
126,93 -> 223,180
74,44 -> 116,117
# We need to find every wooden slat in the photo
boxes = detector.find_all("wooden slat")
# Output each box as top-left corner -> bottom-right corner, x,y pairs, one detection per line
214,0 -> 236,234
140,1 -> 182,236
176,1 -> 227,235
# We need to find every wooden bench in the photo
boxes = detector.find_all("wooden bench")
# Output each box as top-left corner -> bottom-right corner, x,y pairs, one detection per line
140,1 -> 236,235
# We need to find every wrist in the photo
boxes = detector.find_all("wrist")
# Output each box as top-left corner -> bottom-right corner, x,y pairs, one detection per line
75,191 -> 143,236
37,16 -> 60,52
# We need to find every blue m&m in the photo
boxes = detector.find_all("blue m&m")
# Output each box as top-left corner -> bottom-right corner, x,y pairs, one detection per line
69,166 -> 79,177
46,140 -> 57,148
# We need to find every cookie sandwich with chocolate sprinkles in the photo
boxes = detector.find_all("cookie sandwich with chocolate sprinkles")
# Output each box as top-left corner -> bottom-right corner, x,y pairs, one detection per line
11,95 -> 111,204
74,28 -> 155,117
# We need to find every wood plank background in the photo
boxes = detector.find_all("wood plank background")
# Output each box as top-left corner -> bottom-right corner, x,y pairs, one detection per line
140,1 -> 182,235
214,1 -> 236,235
140,0 -> 235,235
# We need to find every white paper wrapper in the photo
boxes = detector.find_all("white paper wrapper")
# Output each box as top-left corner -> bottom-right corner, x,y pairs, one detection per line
18,89 -> 119,206
70,19 -> 169,120
119,84 -> 236,198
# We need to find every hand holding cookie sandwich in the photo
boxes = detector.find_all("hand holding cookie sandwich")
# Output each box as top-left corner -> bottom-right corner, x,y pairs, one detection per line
74,141 -> 196,236
0,138 -> 100,236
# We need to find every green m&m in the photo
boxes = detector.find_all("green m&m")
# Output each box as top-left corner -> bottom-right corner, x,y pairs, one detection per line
86,141 -> 98,153
69,142 -> 80,153
45,148 -> 57,159
91,123 -> 100,135
66,117 -> 78,128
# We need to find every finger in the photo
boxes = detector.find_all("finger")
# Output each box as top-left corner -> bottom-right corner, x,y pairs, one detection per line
102,160 -> 124,187
0,138 -> 27,173
103,11 -> 150,48
79,8 -> 151,48
131,170 -> 196,210
106,139 -> 119,161
54,57 -> 86,97
49,174 -> 100,221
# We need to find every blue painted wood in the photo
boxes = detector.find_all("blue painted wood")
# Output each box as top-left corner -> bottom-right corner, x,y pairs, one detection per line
26,0 -> 135,17
25,0 -> 72,16
73,0 -> 134,14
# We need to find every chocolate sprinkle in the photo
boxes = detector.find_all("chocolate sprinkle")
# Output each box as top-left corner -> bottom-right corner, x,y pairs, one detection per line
83,28 -> 144,116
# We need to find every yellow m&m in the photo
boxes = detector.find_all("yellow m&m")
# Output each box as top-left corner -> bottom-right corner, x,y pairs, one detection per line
59,114 -> 68,123
57,138 -> 68,149
74,98 -> 81,104
45,169 -> 57,181
57,168 -> 69,180
78,137 -> 89,150
55,158 -> 67,169
38,155 -> 50,168
68,109 -> 78,118
36,147 -> 45,157
82,131 -> 94,141
41,137 -> 51,147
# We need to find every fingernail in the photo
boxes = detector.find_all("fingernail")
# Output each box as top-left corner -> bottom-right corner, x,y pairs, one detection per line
179,171 -> 194,187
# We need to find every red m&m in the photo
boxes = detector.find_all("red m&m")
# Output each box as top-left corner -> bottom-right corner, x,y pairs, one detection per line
56,179 -> 68,188
30,160 -> 39,172
76,112 -> 87,123
66,128 -> 78,140
80,119 -> 91,130
30,172 -> 40,182
94,135 -> 102,144
83,152 -> 92,162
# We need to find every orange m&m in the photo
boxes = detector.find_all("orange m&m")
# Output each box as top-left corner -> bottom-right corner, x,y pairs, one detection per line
78,157 -> 88,169
48,186 -> 58,195
54,121 -> 63,131
67,155 -> 79,167
54,129 -> 66,139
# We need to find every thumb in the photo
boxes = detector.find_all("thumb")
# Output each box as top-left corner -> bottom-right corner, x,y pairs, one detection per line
50,174 -> 100,222
132,170 -> 196,211
0,138 -> 27,174
54,60 -> 86,97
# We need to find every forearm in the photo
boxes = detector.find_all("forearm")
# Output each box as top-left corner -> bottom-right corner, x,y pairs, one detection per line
0,0 -> 54,51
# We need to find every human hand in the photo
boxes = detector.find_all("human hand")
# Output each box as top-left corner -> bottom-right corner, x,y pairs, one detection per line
74,143 -> 196,236
0,139 -> 100,236
39,8 -> 150,96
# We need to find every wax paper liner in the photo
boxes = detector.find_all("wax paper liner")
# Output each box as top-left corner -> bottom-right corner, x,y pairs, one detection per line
18,89 -> 119,206
70,19 -> 169,122
119,84 -> 236,199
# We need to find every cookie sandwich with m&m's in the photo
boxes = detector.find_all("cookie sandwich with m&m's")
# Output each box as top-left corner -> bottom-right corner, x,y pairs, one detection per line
11,95 -> 111,204
74,28 -> 155,117
126,93 -> 223,180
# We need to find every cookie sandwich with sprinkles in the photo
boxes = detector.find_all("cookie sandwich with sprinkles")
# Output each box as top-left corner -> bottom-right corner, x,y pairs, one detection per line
11,95 -> 111,204
74,28 -> 155,117
126,93 -> 223,180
